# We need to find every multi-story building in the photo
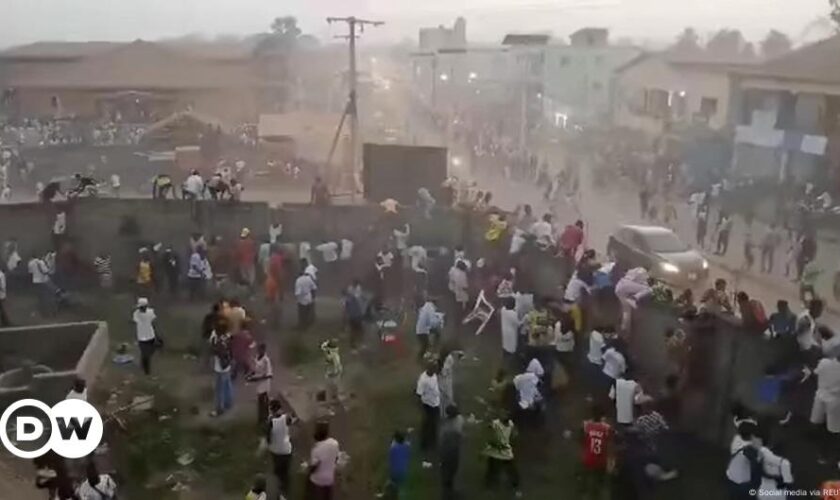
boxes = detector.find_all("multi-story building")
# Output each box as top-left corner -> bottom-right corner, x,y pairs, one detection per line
730,36 -> 840,184
541,28 -> 641,125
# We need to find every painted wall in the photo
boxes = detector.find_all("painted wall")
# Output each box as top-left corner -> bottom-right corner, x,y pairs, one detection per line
614,57 -> 734,133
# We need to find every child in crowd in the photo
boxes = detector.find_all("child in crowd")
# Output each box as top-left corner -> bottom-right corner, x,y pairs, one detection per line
321,339 -> 343,402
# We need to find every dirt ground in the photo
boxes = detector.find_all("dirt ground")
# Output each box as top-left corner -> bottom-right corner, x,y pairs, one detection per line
0,274 -> 739,500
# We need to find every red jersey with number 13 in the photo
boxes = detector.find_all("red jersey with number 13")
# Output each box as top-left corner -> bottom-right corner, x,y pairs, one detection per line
582,420 -> 612,469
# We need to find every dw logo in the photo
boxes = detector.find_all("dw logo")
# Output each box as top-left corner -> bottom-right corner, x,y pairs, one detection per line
0,399 -> 103,459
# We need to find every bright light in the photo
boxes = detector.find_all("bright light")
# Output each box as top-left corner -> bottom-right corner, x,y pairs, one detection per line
468,72 -> 478,80
702,259 -> 709,270
536,92 -> 543,99
440,73 -> 449,81
451,156 -> 463,167
370,57 -> 378,63
660,262 -> 680,274
554,112 -> 568,128
678,90 -> 686,97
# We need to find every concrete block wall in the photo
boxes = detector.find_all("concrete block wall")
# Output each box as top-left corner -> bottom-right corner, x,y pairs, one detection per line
0,322 -> 108,408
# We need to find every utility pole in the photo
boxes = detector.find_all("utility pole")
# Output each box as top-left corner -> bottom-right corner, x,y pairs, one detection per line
326,16 -> 383,198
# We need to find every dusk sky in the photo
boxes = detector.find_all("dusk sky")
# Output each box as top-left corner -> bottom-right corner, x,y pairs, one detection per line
2,0 -> 834,48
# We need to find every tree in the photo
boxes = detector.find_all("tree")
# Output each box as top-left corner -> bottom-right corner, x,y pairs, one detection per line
270,16 -> 302,46
760,30 -> 793,59
832,0 -> 840,29
705,29 -> 746,56
670,27 -> 703,54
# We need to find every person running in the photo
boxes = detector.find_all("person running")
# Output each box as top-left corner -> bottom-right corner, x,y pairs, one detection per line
295,267 -> 318,330
266,399 -> 296,499
306,422 -> 341,500
416,363 -> 441,451
483,414 -> 522,498
132,297 -> 158,375
439,405 -> 464,500
580,405 -> 612,499
248,343 -> 273,425
385,430 -> 411,500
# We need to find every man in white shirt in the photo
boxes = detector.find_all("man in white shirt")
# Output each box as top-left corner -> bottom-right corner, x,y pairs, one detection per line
308,422 -> 341,497
267,399 -> 296,498
295,269 -> 317,331
810,355 -> 840,433
187,248 -> 211,300
0,268 -> 9,326
500,299 -> 521,367
513,368 -> 542,412
339,239 -> 354,261
248,343 -> 273,425
587,329 -> 606,366
182,170 -> 204,200
416,364 -> 441,450
66,378 -> 87,401
393,224 -> 410,257
132,297 -> 157,375
726,423 -> 761,498
602,343 -> 627,382
757,445 -> 793,500
415,298 -> 442,361
316,241 -> 339,263
796,299 -> 823,352
610,373 -> 649,425
529,214 -> 555,249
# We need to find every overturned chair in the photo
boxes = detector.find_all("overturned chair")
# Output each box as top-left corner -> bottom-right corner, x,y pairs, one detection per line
462,289 -> 496,335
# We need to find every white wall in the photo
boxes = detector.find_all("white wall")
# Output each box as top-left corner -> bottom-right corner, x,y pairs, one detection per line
614,56 -> 734,133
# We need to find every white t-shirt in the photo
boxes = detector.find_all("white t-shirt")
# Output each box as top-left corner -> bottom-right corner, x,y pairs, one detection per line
133,308 -> 157,342
110,174 -> 121,188
564,276 -> 589,303
309,438 -> 340,487
726,441 -> 754,484
554,323 -> 575,352
77,475 -> 117,500
339,239 -> 354,261
28,258 -> 49,284
530,221 -> 553,241
587,330 -> 605,365
797,311 -> 817,351
267,414 -> 292,455
526,358 -> 545,377
316,242 -> 339,263
758,447 -> 793,499
510,230 -> 526,255
393,228 -> 409,251
416,372 -> 440,408
66,389 -> 87,401
513,372 -> 541,409
295,275 -> 317,305
299,242 -> 312,262
602,347 -> 626,380
500,308 -> 520,354
184,174 -> 204,195
253,355 -> 273,395
269,224 -> 283,244
815,358 -> 840,403
611,378 -> 639,424
407,245 -> 428,271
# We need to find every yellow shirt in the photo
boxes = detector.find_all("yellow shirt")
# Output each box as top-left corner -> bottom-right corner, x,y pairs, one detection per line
485,215 -> 508,242
136,261 -> 152,284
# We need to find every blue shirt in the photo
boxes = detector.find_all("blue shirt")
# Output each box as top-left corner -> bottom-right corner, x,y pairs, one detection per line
769,311 -> 796,337
415,302 -> 440,335
388,442 -> 411,483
